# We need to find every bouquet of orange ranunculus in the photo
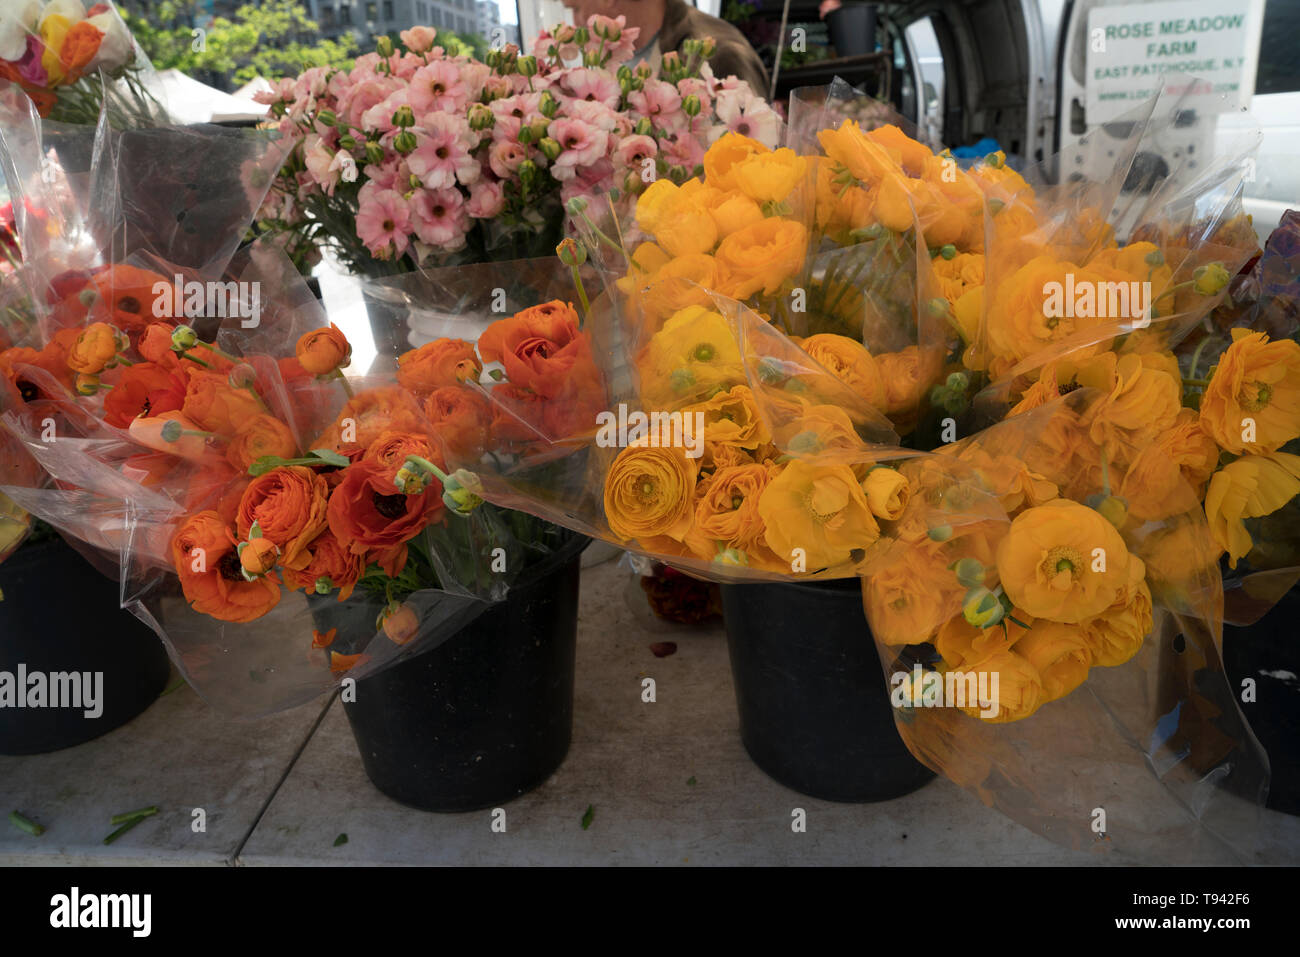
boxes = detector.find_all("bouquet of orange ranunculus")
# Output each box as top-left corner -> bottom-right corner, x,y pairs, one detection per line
0,104 -> 602,715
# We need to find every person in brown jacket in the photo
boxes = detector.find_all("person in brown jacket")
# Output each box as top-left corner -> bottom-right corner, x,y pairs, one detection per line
562,0 -> 771,97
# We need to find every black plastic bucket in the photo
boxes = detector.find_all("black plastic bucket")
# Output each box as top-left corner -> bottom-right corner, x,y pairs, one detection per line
340,534 -> 589,812
826,3 -> 878,58
0,537 -> 171,755
721,577 -> 935,802
1223,584 -> 1300,816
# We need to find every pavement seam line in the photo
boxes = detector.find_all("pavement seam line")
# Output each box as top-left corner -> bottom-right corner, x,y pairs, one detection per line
229,691 -> 339,866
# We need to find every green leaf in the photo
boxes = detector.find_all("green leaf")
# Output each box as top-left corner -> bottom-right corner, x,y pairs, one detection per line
580,804 -> 594,830
333,833 -> 348,847
310,448 -> 350,467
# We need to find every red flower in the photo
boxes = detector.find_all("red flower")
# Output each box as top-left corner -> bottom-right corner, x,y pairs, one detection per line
326,459 -> 444,553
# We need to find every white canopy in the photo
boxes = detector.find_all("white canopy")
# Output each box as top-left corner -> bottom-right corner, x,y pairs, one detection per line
141,68 -> 270,125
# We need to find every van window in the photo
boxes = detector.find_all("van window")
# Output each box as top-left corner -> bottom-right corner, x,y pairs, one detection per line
1256,0 -> 1300,94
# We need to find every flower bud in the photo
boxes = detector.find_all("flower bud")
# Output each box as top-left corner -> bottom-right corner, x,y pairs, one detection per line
517,55 -> 538,77
962,587 -> 1005,628
519,159 -> 537,183
635,63 -> 653,79
339,134 -> 357,150
228,363 -> 257,389
171,325 -> 199,351
683,94 -> 701,117
951,557 -> 986,588
939,243 -> 956,260
538,137 -> 562,161
75,373 -> 100,396
566,196 -> 589,215
317,109 -> 337,127
556,237 -> 587,267
539,91 -> 559,118
238,536 -> 280,580
392,104 -> 415,128
393,130 -> 418,154
376,35 -> 394,58
700,37 -> 717,58
467,103 -> 494,131
573,26 -> 589,45
364,141 -> 385,165
381,602 -> 420,644
441,468 -> 484,516
1193,262 -> 1230,296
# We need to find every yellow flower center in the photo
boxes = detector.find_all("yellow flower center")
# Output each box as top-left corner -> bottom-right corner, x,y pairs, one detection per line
1238,381 -> 1272,412
639,479 -> 656,500
1039,546 -> 1083,591
804,477 -> 849,524
731,494 -> 744,510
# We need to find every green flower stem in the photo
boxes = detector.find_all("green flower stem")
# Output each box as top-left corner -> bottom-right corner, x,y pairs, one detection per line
334,369 -> 355,399
110,806 -> 158,827
179,351 -> 212,369
571,264 -> 591,328
1188,336 -> 1213,380
195,340 -> 240,364
102,816 -> 145,845
1183,377 -> 1211,388
8,811 -> 44,836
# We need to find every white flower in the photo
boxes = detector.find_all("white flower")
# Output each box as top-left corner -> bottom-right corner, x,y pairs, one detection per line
711,88 -> 781,148
38,0 -> 87,27
0,1 -> 40,62
87,8 -> 134,72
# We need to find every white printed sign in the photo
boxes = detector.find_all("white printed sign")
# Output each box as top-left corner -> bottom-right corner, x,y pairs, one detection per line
1086,0 -> 1265,123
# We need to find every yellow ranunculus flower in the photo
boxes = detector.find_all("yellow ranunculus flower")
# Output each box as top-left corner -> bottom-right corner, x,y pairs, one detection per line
40,14 -> 73,85
681,384 -> 769,450
798,333 -> 886,411
956,649 -> 1043,723
995,499 -> 1135,624
1081,557 -> 1151,667
1085,353 -> 1182,459
864,541 -> 965,645
1204,451 -> 1300,567
636,305 -> 745,409
702,131 -> 770,192
817,119 -> 894,185
638,253 -> 719,327
701,190 -> 764,239
770,401 -> 866,457
1013,619 -> 1093,703
757,460 -> 880,571
872,173 -> 918,233
934,611 -> 1030,669
862,467 -> 911,520
603,443 -> 699,543
729,147 -> 808,205
714,217 -> 806,299
1199,329 -> 1300,454
985,255 -> 1115,367
684,461 -> 779,564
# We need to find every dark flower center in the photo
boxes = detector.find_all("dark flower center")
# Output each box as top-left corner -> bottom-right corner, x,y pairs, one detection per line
118,296 -> 141,313
372,490 -> 409,519
217,551 -> 244,582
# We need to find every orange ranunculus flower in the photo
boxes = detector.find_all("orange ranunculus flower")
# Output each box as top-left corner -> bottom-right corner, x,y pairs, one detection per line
82,265 -> 174,334
137,323 -> 180,367
282,529 -> 364,601
1085,353 -> 1181,460
637,253 -> 720,326
932,251 -> 986,309
934,611 -> 1031,669
367,542 -> 409,577
477,301 -> 599,399
236,466 -> 330,570
395,338 -> 481,395
603,443 -> 699,543
862,466 -> 911,521
425,386 -> 492,460
327,458 -> 445,553
330,651 -> 369,674
171,511 -> 280,623
1012,619 -> 1093,703
1081,556 -> 1151,668
637,305 -> 745,409
701,132 -> 771,192
363,430 -> 440,486
758,460 -> 879,571
313,387 -> 431,452
681,384 -> 770,451
67,322 -> 123,375
40,14 -> 74,84
59,20 -> 104,79
635,178 -> 718,257
225,414 -> 298,472
995,499 -> 1134,624
181,367 -> 265,435
799,333 -> 887,411
714,217 -> 807,299
1199,329 -> 1300,454
295,323 -> 352,375
729,147 -> 808,205
771,401 -> 866,457
684,461 -> 778,563
956,650 -> 1044,723
128,411 -> 216,463
1204,451 -> 1300,568
239,536 -> 280,578
103,362 -> 186,428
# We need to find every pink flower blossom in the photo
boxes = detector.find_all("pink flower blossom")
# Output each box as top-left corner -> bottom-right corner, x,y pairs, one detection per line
356,188 -> 412,257
409,60 -> 470,115
410,188 -> 468,248
629,79 -> 684,129
560,68 -> 621,109
711,89 -> 781,147
401,25 -> 437,53
547,117 -> 609,182
613,134 -> 658,172
329,150 -> 359,185
488,140 -> 527,180
660,135 -> 705,172
254,77 -> 295,106
564,98 -> 619,133
407,113 -> 479,190
341,77 -> 400,130
17,36 -> 47,86
490,92 -> 543,141
362,89 -> 410,134
302,135 -> 340,195
465,180 -> 505,219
